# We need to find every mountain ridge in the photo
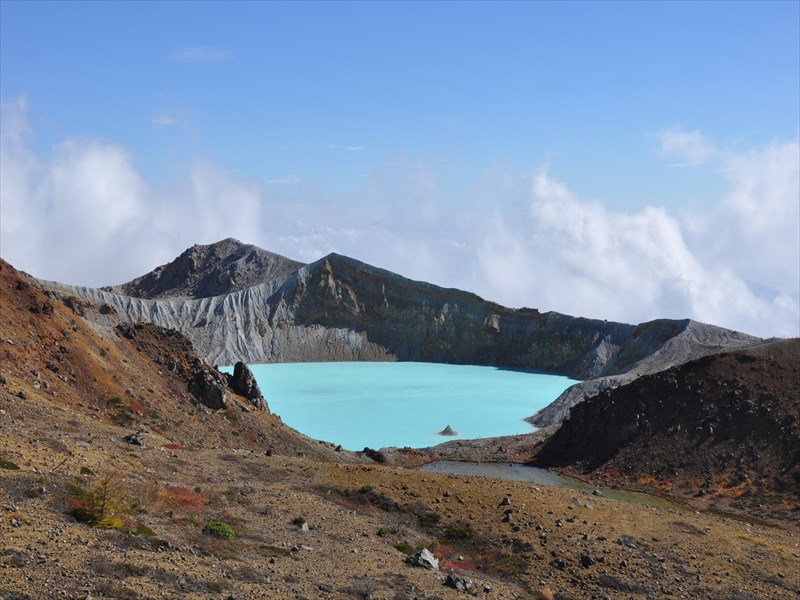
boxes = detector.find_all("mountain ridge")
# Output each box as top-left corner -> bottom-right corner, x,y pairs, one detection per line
39,238 -> 764,424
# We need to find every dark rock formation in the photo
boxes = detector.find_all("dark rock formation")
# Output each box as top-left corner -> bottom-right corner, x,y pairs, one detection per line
444,573 -> 474,591
188,365 -> 228,410
438,425 -> 457,436
533,338 -> 800,516
123,431 -> 145,446
227,361 -> 269,412
362,447 -> 386,463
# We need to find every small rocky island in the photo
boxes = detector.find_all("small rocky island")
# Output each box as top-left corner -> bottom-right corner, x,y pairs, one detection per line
438,425 -> 458,436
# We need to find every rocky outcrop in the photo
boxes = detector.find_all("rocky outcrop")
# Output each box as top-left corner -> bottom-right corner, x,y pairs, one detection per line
533,339 -> 800,517
528,320 -> 762,427
39,239 -> 764,425
188,365 -> 228,410
227,361 -> 269,411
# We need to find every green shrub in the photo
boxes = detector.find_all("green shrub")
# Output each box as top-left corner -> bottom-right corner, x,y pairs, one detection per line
377,527 -> 388,537
80,466 -> 94,476
205,581 -> 222,593
393,541 -> 414,555
202,520 -> 235,539
291,516 -> 306,526
359,484 -> 373,494
0,458 -> 20,470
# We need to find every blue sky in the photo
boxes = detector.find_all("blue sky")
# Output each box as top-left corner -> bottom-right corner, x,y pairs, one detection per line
1,1 -> 799,337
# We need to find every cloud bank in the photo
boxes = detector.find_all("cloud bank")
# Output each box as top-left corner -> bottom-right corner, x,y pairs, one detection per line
1,99 -> 797,338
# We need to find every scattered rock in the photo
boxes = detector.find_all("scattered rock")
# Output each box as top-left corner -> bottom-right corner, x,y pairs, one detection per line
124,431 -> 145,446
443,573 -> 473,592
405,548 -> 439,571
580,553 -> 594,568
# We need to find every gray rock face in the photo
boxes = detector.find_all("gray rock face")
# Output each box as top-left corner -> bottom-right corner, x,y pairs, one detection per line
227,361 -> 269,412
40,239 -> 764,426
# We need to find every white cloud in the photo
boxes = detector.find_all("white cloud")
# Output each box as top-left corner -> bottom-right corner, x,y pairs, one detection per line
169,46 -> 235,63
652,128 -> 715,167
1,99 -> 797,338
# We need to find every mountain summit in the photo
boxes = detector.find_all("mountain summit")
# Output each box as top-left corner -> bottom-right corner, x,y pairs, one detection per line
104,238 -> 303,299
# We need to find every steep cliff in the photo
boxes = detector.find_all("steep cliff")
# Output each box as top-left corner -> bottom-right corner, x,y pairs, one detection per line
39,239 -> 763,424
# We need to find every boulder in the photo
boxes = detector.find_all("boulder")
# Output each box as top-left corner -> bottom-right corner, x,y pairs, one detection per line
227,361 -> 269,412
405,548 -> 439,571
124,431 -> 145,446
188,366 -> 228,410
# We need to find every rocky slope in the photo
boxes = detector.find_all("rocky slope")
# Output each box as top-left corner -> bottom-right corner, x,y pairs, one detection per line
2,259 -> 799,599
533,339 -> 800,526
41,239 -> 763,425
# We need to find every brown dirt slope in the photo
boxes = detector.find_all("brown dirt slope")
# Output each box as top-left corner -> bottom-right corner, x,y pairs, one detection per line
534,339 -> 800,525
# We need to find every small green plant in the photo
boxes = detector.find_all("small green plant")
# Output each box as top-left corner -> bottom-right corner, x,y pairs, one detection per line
202,520 -> 235,539
134,523 -> 156,537
291,516 -> 306,526
0,458 -> 20,470
443,526 -> 473,542
80,466 -> 94,476
25,488 -> 40,499
259,544 -> 290,557
194,486 -> 202,494
393,541 -> 414,555
99,348 -> 108,358
205,581 -> 222,593
359,484 -> 374,494
377,527 -> 388,537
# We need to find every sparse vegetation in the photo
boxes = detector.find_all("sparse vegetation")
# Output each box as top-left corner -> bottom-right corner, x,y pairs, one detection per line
66,473 -> 128,529
348,577 -> 378,599
203,519 -> 236,538
259,544 -> 290,557
393,541 -> 414,555
443,525 -> 473,541
205,581 -> 222,593
0,458 -> 20,470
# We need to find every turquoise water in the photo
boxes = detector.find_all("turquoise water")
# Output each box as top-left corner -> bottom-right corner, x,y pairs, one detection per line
224,362 -> 576,451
